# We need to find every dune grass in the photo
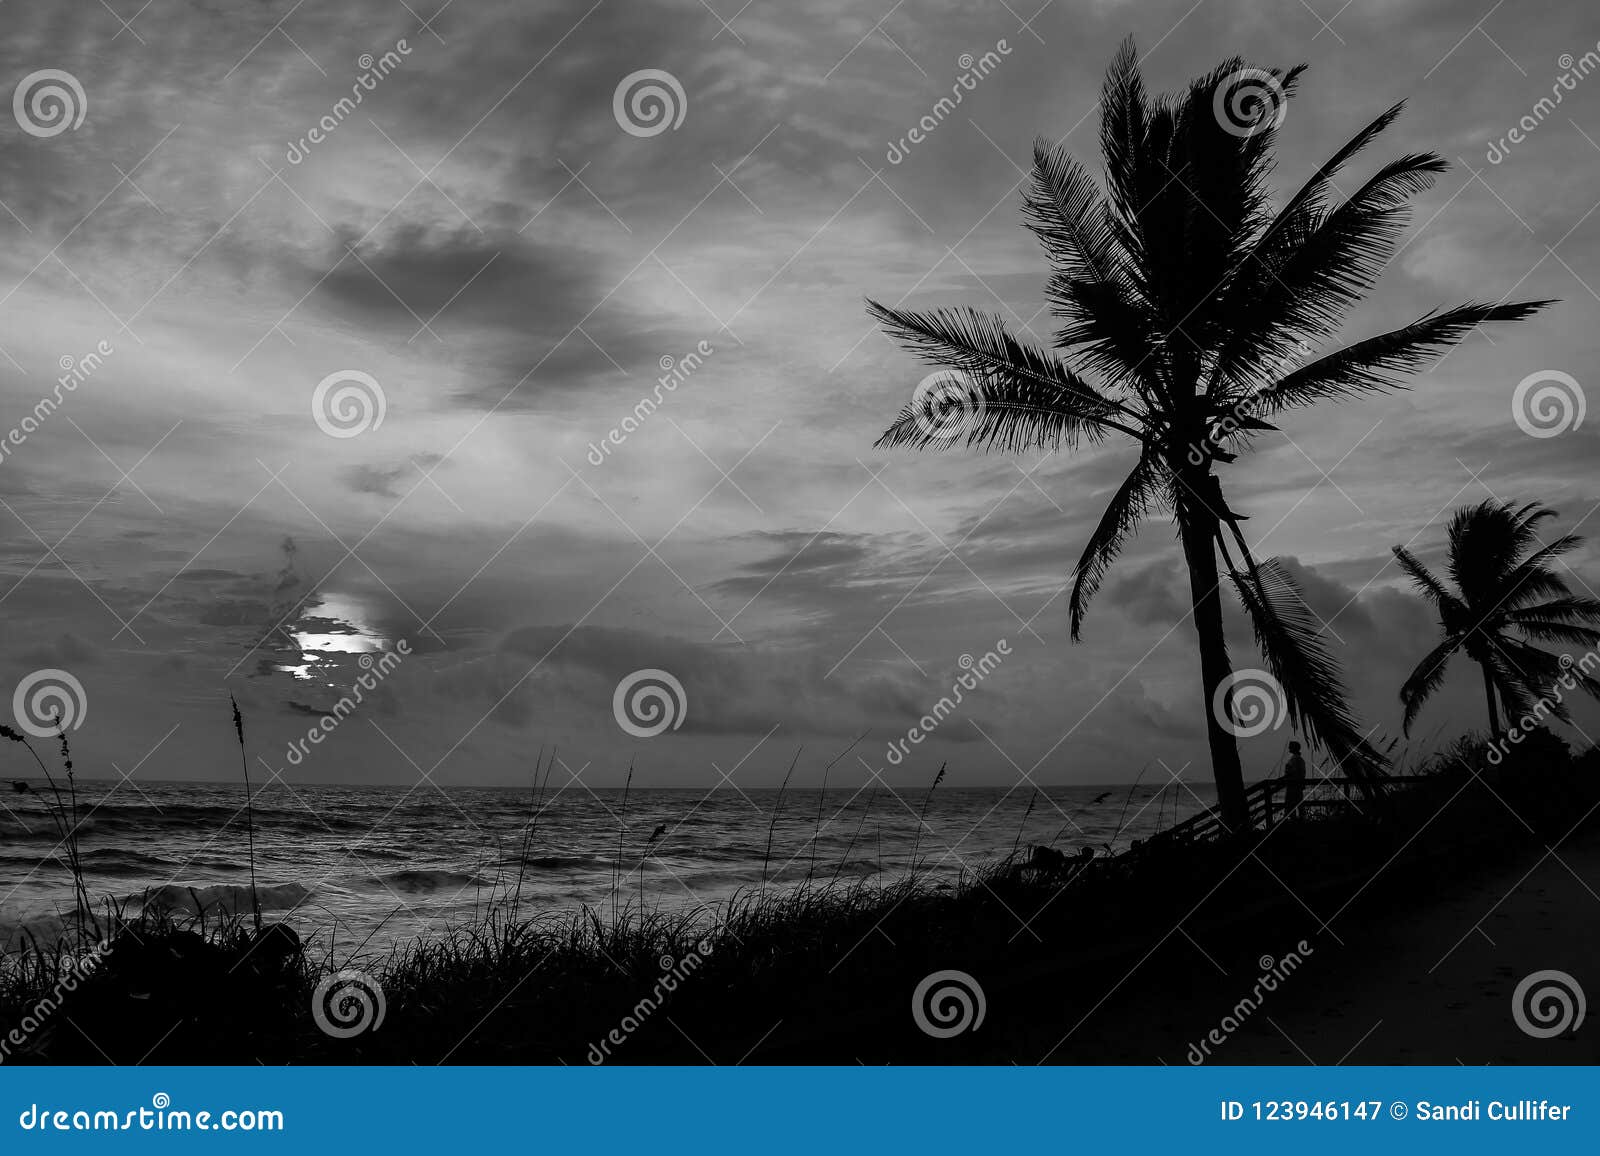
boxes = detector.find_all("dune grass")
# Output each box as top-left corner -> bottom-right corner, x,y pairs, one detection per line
2,724 -> 1595,1064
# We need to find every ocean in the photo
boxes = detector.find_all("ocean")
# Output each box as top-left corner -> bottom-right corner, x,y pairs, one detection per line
0,780 -> 1214,956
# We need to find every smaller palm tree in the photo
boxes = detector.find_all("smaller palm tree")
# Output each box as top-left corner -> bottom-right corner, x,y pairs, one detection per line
1395,500 -> 1600,738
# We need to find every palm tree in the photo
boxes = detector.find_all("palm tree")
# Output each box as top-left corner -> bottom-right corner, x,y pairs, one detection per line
868,41 -> 1550,830
1395,501 -> 1600,740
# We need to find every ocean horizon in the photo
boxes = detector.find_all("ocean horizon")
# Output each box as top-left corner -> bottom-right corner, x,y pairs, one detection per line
1,780 -> 1215,955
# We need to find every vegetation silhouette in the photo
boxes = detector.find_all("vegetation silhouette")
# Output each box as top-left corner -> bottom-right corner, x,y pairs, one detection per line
1396,500 -> 1600,738
868,40 -> 1550,829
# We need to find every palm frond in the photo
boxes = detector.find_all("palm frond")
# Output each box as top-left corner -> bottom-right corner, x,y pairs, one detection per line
1398,634 -> 1463,736
1509,618 -> 1600,647
868,301 -> 1143,451
1448,500 -> 1558,606
1484,648 -> 1543,728
1068,452 -> 1168,640
1023,139 -> 1122,289
1098,37 -> 1149,256
1391,545 -> 1467,618
1488,638 -> 1576,724
1252,101 -> 1406,255
1242,301 -> 1551,416
1498,532 -> 1582,609
1508,594 -> 1600,630
1212,152 -> 1451,394
1229,558 -> 1387,777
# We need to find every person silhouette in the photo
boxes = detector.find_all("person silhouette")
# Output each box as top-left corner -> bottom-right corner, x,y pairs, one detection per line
1283,741 -> 1307,819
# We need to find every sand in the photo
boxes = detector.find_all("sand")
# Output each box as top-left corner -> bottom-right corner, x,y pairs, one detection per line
1021,824 -> 1600,1064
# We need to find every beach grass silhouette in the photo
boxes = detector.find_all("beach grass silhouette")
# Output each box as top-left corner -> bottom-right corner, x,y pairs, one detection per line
1,686 -> 1595,1063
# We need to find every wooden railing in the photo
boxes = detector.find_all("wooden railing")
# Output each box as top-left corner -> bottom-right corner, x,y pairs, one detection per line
1137,774 -> 1435,850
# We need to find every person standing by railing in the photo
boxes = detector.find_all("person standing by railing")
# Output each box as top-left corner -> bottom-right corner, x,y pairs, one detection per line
1283,741 -> 1308,819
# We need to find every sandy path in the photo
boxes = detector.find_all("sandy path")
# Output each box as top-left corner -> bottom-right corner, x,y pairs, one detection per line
1021,825 -> 1600,1064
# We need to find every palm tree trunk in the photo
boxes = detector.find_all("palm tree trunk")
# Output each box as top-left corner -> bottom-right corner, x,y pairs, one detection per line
1481,664 -> 1502,739
1178,510 -> 1249,832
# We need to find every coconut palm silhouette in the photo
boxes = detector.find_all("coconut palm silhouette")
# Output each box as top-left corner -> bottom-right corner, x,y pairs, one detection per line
1395,500 -> 1600,739
868,41 -> 1550,829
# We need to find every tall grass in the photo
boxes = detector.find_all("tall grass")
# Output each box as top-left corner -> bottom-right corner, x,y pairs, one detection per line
760,749 -> 800,886
6,690 -> 1594,1063
1,721 -> 92,931
228,695 -> 262,934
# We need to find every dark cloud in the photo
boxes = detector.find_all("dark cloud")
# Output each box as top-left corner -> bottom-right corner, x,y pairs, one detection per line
1106,559 -> 1190,630
495,622 -> 933,738
341,453 -> 445,498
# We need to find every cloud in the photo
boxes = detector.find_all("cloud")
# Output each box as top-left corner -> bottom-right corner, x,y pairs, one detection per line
1106,559 -> 1189,628
493,623 -> 937,738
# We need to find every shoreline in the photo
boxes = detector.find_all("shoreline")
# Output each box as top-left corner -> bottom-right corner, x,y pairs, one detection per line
3,760 -> 1594,1064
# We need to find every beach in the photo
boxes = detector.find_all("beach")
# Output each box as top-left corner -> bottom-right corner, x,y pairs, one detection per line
919,800 -> 1600,1065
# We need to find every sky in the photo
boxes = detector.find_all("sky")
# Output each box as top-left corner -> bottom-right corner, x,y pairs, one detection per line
0,0 -> 1597,793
